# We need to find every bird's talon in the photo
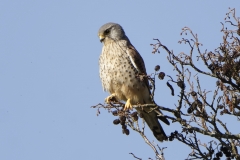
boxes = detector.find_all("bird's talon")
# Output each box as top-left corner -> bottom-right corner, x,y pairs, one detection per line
124,99 -> 133,111
105,94 -> 116,104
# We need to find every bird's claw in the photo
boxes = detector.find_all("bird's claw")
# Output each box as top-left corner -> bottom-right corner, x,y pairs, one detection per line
124,99 -> 133,111
105,94 -> 116,104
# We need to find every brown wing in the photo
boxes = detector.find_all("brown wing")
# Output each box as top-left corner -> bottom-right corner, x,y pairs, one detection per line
127,42 -> 170,141
127,43 -> 147,74
126,43 -> 151,93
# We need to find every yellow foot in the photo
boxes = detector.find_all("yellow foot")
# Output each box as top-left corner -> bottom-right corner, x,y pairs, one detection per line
124,99 -> 133,111
105,94 -> 116,104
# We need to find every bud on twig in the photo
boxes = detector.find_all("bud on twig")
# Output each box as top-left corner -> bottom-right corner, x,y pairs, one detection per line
113,119 -> 120,125
177,80 -> 185,89
155,65 -> 160,71
158,72 -> 165,80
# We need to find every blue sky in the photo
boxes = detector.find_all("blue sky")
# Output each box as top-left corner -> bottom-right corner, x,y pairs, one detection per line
0,1 -> 239,160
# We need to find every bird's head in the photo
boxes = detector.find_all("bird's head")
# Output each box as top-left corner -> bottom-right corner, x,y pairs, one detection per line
98,22 -> 126,43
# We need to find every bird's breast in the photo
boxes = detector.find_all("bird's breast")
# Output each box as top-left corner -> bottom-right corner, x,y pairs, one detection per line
99,41 -> 146,96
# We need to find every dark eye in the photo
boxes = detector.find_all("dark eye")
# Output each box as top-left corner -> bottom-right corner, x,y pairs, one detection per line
104,29 -> 110,34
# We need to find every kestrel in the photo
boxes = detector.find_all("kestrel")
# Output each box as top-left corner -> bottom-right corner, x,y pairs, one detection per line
98,22 -> 169,141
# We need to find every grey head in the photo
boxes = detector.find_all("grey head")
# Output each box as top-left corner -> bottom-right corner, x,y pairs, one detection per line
98,22 -> 126,43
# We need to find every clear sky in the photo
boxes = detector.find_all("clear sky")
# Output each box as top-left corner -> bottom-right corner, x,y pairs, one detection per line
0,1 -> 239,160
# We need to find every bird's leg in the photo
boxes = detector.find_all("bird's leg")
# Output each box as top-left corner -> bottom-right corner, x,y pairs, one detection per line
124,99 -> 133,111
105,93 -> 117,104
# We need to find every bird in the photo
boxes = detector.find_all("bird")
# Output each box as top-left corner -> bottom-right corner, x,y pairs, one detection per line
98,22 -> 169,141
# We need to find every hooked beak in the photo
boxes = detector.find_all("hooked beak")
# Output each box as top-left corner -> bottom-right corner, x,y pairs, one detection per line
99,34 -> 105,43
